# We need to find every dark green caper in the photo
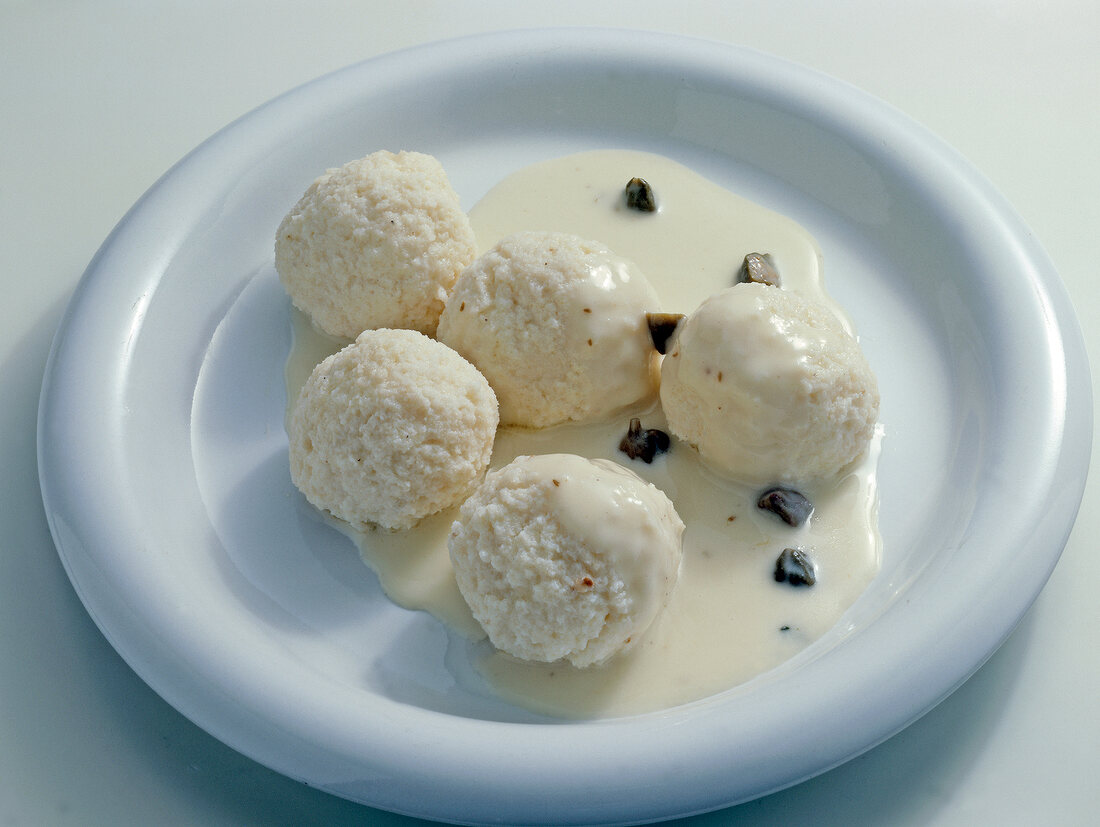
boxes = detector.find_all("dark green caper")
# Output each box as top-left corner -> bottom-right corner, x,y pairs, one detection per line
645,312 -> 684,354
774,548 -> 816,587
738,252 -> 781,286
619,417 -> 671,463
757,487 -> 814,527
625,177 -> 657,212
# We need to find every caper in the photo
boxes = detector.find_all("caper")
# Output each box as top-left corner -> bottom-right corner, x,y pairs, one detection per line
757,487 -> 814,527
774,548 -> 815,587
645,312 -> 685,354
619,417 -> 671,463
738,252 -> 780,286
625,177 -> 657,212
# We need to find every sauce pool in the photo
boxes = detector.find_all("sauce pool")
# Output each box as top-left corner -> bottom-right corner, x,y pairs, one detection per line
286,149 -> 882,718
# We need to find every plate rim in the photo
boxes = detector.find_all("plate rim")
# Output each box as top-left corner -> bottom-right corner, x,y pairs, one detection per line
37,27 -> 1093,824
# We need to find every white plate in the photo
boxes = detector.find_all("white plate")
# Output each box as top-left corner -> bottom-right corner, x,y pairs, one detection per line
37,29 -> 1091,825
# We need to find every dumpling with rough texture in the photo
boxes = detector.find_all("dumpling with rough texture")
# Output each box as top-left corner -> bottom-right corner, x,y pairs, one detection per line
288,328 -> 498,531
276,150 -> 477,339
449,453 -> 684,667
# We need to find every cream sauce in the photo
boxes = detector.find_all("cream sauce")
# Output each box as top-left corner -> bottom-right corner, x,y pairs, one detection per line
285,149 -> 882,718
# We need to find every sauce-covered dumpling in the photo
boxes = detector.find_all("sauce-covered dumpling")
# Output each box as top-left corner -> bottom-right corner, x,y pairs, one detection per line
449,454 -> 684,667
660,283 -> 879,485
437,231 -> 660,428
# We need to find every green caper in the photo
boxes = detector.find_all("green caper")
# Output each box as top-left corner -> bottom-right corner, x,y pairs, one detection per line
625,177 -> 657,212
738,252 -> 781,286
645,312 -> 684,354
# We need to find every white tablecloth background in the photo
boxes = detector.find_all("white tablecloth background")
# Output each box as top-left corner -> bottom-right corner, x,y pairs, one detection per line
3,2 -> 1096,824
